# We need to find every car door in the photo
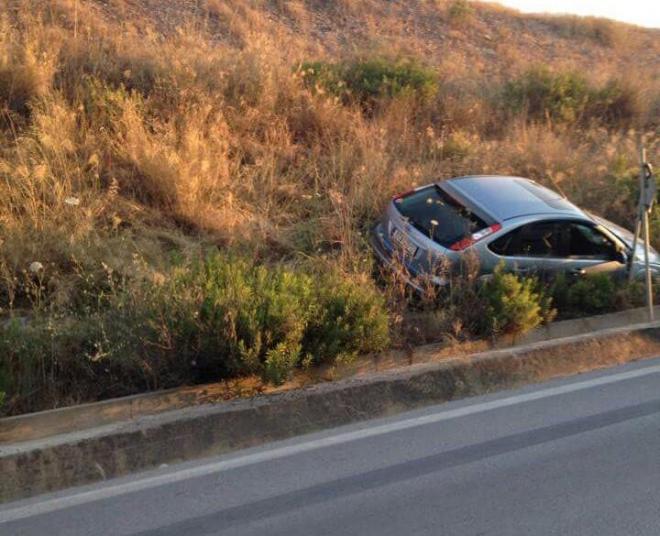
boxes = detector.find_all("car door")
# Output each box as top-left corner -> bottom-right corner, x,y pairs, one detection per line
557,220 -> 627,277
486,220 -> 565,278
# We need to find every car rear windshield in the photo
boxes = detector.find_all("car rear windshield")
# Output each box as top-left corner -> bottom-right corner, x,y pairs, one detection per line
394,185 -> 488,247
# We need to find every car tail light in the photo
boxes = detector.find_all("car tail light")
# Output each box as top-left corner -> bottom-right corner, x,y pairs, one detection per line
450,223 -> 502,251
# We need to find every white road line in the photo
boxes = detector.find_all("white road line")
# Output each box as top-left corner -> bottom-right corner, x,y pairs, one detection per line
2,363 -> 660,523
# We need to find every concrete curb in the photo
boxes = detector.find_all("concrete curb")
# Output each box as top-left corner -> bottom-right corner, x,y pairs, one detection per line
2,321 -> 660,503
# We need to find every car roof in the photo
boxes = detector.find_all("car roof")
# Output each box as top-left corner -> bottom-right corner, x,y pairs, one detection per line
441,175 -> 588,222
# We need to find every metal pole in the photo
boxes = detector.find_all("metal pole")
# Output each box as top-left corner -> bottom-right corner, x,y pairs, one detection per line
643,204 -> 654,320
629,145 -> 645,282
640,146 -> 654,321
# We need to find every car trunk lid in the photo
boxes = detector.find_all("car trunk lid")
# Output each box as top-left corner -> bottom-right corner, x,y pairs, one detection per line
390,183 -> 497,252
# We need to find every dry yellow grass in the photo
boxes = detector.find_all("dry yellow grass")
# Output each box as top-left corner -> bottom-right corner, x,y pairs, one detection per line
0,0 -> 657,309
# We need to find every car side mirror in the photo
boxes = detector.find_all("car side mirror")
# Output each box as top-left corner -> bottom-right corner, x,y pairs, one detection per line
614,249 -> 628,265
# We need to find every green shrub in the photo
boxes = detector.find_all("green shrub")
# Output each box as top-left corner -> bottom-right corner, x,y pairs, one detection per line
565,273 -> 616,314
304,272 -> 390,365
300,57 -> 438,107
400,264 -> 554,341
546,272 -> 571,313
343,58 -> 438,102
613,279 -> 648,311
548,271 -> 660,319
0,253 -> 391,414
194,255 -> 317,382
477,266 -> 554,337
502,67 -> 639,126
502,67 -> 590,123
195,257 -> 389,382
0,314 -> 148,415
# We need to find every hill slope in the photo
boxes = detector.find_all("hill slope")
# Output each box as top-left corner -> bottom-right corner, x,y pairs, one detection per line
88,0 -> 660,73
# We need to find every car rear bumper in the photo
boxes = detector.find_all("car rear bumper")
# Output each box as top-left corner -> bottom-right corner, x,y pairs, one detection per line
369,223 -> 427,293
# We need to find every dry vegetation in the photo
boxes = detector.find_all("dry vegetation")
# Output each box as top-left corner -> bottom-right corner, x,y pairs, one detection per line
0,0 -> 658,414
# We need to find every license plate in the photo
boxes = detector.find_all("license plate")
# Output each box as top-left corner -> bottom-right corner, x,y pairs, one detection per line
391,229 -> 418,259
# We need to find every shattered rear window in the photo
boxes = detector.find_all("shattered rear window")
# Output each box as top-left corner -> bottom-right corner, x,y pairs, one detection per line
394,185 -> 487,247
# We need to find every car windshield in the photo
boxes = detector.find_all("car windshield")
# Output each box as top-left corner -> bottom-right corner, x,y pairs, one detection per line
394,185 -> 488,247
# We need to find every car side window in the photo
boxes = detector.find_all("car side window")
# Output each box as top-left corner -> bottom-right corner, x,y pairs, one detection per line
565,223 -> 617,260
489,222 -> 560,257
488,229 -> 517,255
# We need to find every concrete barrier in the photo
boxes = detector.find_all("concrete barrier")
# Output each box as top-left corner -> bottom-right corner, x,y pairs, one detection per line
1,321 -> 660,503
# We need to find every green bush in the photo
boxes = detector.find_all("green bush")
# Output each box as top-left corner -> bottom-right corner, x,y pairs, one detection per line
502,68 -> 590,123
546,272 -> 571,313
300,57 -> 438,107
613,279 -> 648,311
565,273 -> 616,314
477,266 -> 554,337
502,67 -> 639,126
304,272 -> 390,366
0,253 -> 391,414
195,256 -> 389,382
343,58 -> 438,102
299,61 -> 345,97
194,255 -> 317,382
400,264 -> 554,341
550,273 -> 656,317
0,310 -> 164,415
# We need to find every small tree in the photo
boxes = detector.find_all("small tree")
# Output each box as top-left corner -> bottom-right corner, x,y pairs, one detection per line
478,266 -> 554,337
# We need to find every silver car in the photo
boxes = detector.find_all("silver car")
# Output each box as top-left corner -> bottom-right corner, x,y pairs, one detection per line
370,175 -> 660,290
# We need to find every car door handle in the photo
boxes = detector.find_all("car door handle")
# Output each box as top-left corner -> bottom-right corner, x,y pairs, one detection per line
570,268 -> 586,276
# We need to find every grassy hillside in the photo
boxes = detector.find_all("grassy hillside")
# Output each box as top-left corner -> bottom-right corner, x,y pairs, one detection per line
0,0 -> 658,414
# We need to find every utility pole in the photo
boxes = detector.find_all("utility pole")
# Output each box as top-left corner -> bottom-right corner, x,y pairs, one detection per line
628,145 -> 656,320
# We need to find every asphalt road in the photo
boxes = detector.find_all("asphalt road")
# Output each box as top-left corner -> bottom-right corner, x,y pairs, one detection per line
3,357 -> 660,536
